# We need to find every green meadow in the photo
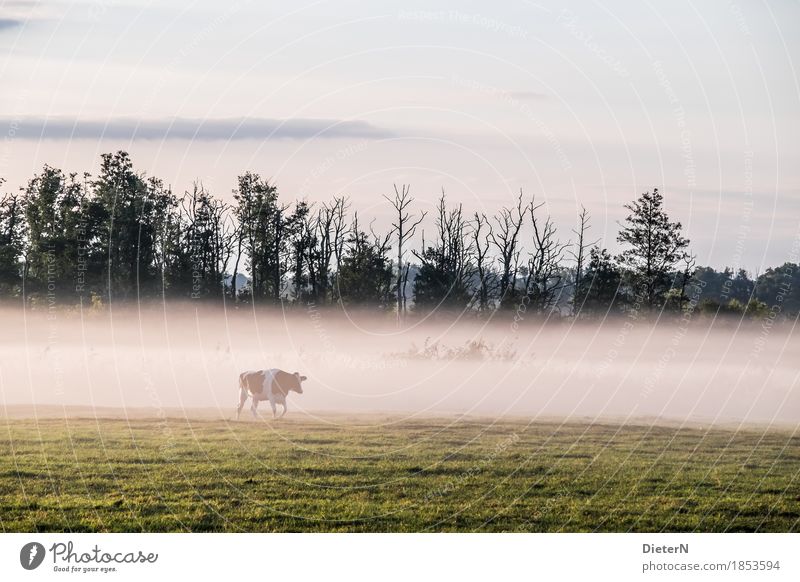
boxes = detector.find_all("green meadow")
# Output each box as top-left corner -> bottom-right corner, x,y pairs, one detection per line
1,415 -> 798,532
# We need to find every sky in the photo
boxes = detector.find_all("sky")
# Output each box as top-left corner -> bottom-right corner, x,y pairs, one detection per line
1,0 -> 799,271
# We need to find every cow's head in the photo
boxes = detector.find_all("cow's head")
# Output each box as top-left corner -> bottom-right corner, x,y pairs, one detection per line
292,372 -> 307,394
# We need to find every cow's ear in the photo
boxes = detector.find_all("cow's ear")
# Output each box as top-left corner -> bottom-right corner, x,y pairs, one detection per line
301,375 -> 308,382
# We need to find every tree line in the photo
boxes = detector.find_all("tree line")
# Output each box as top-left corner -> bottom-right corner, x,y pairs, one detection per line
1,151 -> 798,320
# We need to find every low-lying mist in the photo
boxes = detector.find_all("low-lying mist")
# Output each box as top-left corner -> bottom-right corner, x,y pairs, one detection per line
1,304 -> 797,426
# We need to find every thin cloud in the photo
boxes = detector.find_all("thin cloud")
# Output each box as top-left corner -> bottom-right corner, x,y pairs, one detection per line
507,91 -> 548,101
2,117 -> 396,141
0,19 -> 23,31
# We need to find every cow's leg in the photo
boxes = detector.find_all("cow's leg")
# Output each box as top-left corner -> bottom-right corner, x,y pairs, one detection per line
236,387 -> 248,420
251,398 -> 260,419
267,392 -> 277,419
280,401 -> 287,418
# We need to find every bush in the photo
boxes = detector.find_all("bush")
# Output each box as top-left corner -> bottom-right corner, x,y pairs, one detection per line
389,337 -> 518,362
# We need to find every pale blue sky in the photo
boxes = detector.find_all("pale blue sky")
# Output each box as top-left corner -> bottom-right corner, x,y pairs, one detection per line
1,0 -> 798,271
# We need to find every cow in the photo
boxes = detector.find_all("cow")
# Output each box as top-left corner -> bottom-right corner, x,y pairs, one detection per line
236,369 -> 306,420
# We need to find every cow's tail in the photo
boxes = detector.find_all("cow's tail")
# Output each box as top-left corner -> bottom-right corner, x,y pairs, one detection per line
236,373 -> 249,419
238,373 -> 251,398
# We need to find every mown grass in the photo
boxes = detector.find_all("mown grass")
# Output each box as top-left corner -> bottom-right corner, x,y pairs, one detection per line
0,416 -> 798,532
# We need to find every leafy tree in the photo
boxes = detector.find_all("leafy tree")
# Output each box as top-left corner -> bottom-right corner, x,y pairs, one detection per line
617,188 -> 689,309
4,154 -> 800,325
692,267 -> 757,313
335,214 -> 392,308
728,268 -> 755,303
92,152 -> 174,300
232,172 -> 285,302
22,167 -> 89,301
692,266 -> 731,300
756,263 -> 800,316
574,247 -> 623,316
742,298 -> 770,319
0,179 -> 26,296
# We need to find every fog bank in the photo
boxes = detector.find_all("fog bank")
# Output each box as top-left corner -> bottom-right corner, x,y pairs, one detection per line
1,305 -> 797,426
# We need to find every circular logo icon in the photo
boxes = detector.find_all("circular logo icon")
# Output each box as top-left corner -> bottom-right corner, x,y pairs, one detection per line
20,542 -> 46,570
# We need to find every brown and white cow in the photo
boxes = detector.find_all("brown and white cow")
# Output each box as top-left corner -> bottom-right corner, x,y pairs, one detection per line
236,369 -> 306,420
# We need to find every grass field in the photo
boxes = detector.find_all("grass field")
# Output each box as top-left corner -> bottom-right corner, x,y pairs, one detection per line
1,415 -> 798,532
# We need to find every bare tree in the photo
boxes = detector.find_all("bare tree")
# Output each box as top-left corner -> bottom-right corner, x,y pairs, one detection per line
301,196 -> 349,304
677,253 -> 697,311
272,200 -> 293,301
524,197 -> 570,313
178,183 -> 231,298
333,197 -> 349,294
489,190 -> 525,308
218,206 -> 238,299
289,200 -> 313,302
384,184 -> 426,323
331,196 -> 349,275
469,212 -> 494,313
568,206 -> 597,316
231,217 -> 244,302
302,205 -> 321,301
412,191 -> 473,313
